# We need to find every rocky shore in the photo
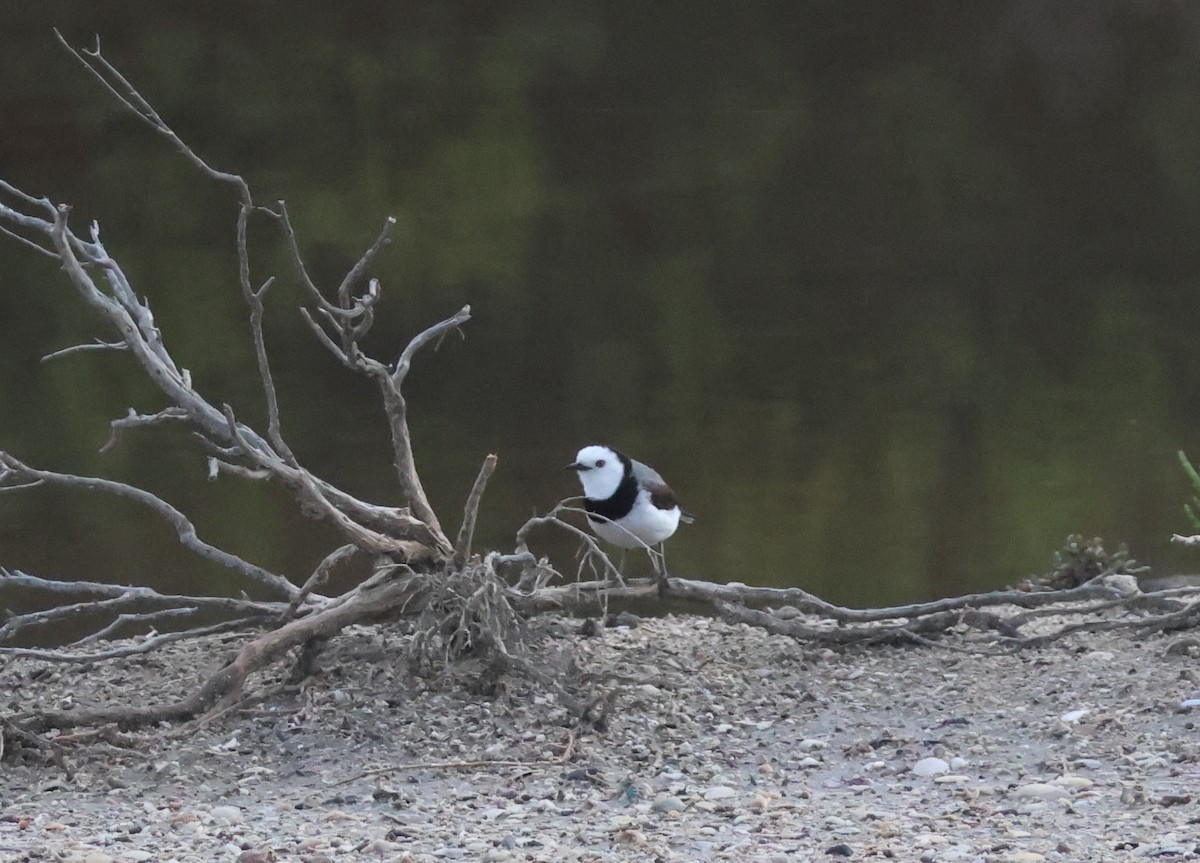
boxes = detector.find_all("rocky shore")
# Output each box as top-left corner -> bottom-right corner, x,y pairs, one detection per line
2,613 -> 1199,862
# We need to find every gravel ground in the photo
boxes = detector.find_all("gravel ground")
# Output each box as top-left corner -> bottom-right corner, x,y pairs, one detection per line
2,613 -> 1199,862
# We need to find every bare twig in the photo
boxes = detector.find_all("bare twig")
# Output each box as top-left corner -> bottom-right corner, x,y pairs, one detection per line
0,454 -> 298,599
392,305 -> 471,389
282,545 -> 358,622
0,569 -> 282,644
337,217 -> 395,309
0,221 -> 56,257
56,30 -> 252,204
41,338 -> 129,363
101,406 -> 191,453
455,454 -> 498,569
1,619 -> 263,664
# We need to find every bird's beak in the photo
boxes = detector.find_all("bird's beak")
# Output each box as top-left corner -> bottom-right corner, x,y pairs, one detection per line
566,462 -> 588,471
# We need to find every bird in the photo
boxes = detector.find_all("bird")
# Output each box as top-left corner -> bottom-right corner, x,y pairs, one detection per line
566,444 -> 692,583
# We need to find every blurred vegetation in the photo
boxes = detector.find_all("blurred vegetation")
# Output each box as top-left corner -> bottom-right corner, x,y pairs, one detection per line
2,1 -> 1200,607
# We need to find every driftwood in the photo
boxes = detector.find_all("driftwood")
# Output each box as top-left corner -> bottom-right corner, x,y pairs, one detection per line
3,35 -> 1200,745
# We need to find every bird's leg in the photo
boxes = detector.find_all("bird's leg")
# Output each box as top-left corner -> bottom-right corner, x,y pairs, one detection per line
615,548 -> 628,584
652,543 -> 670,596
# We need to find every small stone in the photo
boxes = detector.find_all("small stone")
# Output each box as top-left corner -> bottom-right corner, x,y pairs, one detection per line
749,792 -> 771,811
1178,699 -> 1200,711
362,839 -> 401,854
84,855 -> 114,863
704,785 -> 737,801
1060,709 -> 1089,723
1014,783 -> 1069,801
912,757 -> 949,777
652,794 -> 686,814
826,843 -> 854,857
934,774 -> 970,784
1054,775 -> 1093,790
209,804 -> 243,824
799,756 -> 821,768
799,738 -> 828,750
1003,853 -> 1045,863
237,851 -> 275,863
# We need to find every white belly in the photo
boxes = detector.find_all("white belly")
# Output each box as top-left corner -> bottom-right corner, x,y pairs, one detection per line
588,491 -> 681,548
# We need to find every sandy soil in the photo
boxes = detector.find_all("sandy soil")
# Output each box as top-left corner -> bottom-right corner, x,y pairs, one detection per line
2,613 -> 1199,862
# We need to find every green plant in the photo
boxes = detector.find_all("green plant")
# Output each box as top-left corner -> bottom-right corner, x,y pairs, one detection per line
1179,450 -> 1200,532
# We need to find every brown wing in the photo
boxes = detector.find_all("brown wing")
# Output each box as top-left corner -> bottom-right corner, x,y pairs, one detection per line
632,458 -> 694,521
646,479 -> 679,512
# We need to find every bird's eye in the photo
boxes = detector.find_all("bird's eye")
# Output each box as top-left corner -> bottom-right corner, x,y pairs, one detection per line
596,459 -> 606,467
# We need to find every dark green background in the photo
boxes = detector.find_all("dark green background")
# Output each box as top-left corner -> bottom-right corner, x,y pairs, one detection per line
3,2 -> 1200,607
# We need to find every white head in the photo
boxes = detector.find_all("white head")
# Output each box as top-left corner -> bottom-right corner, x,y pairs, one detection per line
568,444 -> 627,501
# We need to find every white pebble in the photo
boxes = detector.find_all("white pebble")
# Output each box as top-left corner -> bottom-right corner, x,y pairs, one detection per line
799,738 -> 827,750
704,785 -> 737,801
1060,708 -> 1089,723
653,794 -> 686,814
1013,783 -> 1070,801
209,805 -> 243,824
912,757 -> 950,777
1054,775 -> 1093,789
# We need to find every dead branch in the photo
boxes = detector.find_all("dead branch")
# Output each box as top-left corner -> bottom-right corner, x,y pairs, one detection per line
455,454 -> 498,569
0,33 -> 488,739
0,455 -> 298,599
13,565 -> 431,735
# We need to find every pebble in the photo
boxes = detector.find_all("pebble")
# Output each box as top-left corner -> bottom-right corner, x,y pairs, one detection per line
209,804 -> 243,824
1178,699 -> 1200,711
912,757 -> 949,777
704,785 -> 737,801
1054,775 -> 1093,790
1060,708 -> 1089,723
826,843 -> 854,857
1003,853 -> 1045,863
653,794 -> 686,814
1014,783 -> 1070,801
